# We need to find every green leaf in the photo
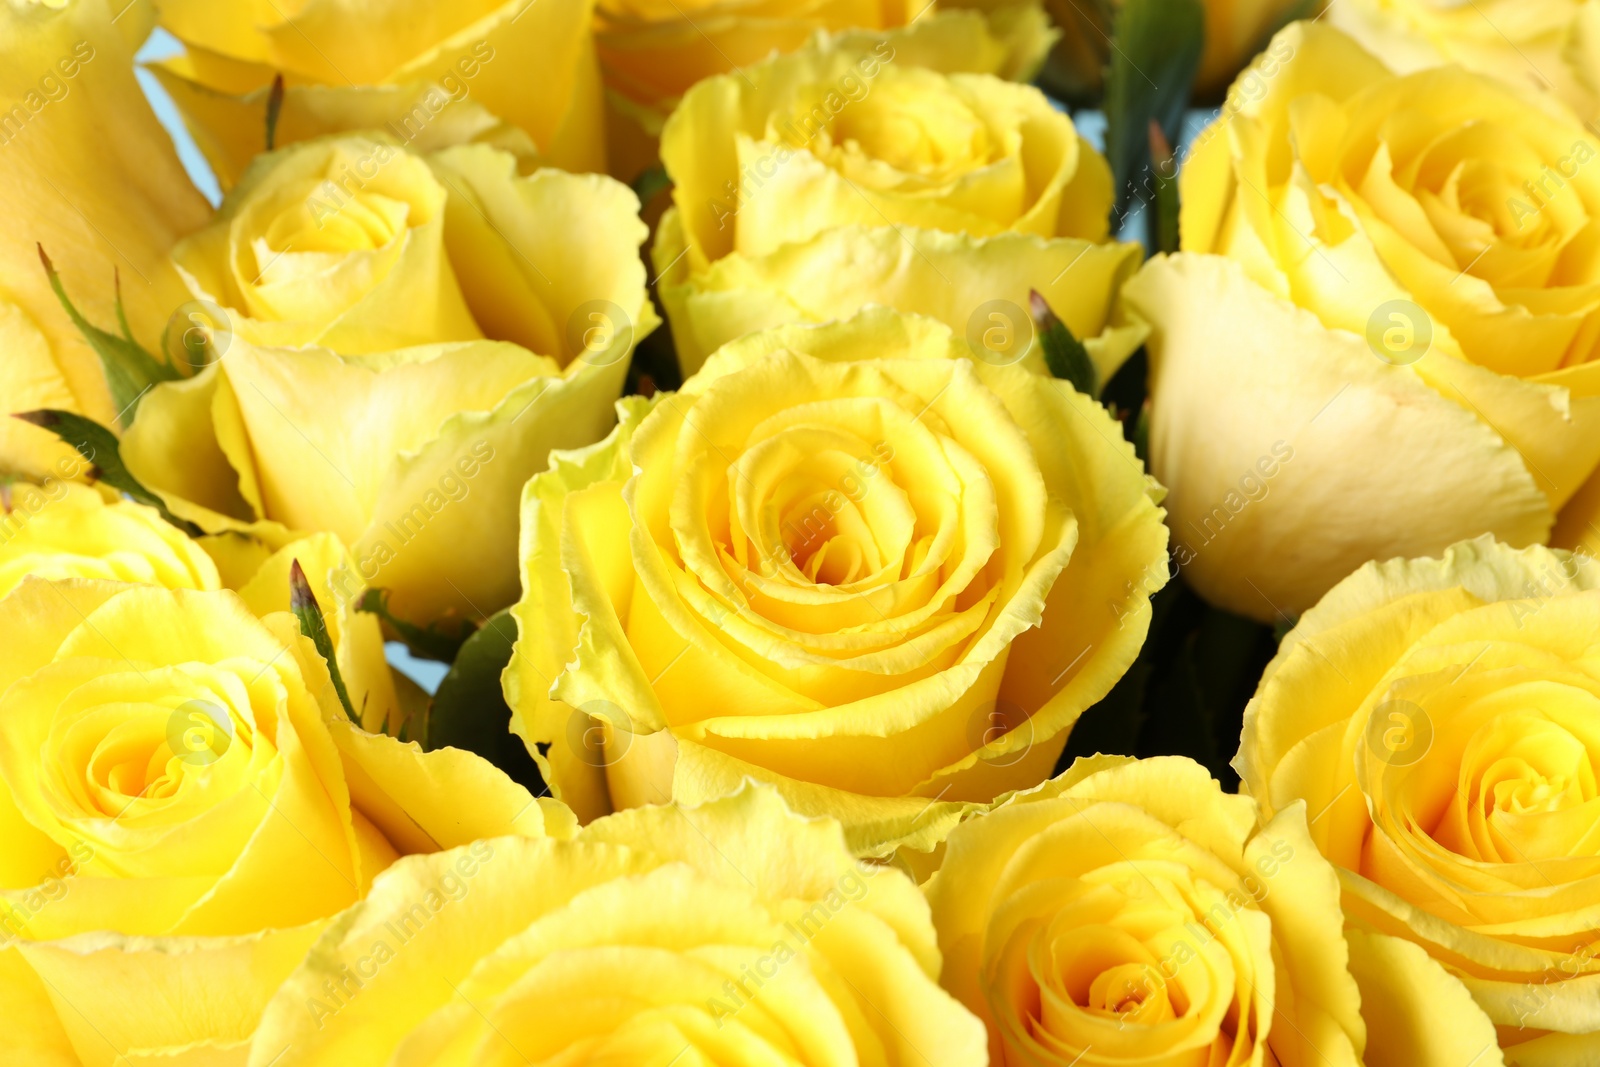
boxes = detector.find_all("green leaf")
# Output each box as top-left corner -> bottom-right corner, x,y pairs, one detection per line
1031,290 -> 1098,397
112,268 -> 136,345
1103,0 -> 1204,224
1136,589 -> 1276,788
265,73 -> 285,152
289,559 -> 360,726
1253,0 -> 1319,54
1059,654 -> 1151,764
1131,401 -> 1151,464
1035,0 -> 1116,104
356,587 -> 477,663
1061,582 -> 1277,790
1150,606 -> 1273,782
11,409 -> 202,536
1147,120 -> 1180,255
426,608 -> 545,791
631,164 -> 672,209
37,245 -> 181,426
1059,576 -> 1185,769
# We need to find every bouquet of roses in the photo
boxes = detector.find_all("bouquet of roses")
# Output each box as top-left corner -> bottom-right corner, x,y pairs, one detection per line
2,0 -> 1597,1063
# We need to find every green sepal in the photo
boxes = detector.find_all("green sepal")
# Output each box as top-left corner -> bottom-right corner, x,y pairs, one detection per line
356,587 -> 478,663
289,559 -> 361,726
1103,0 -> 1204,225
425,608 -> 544,791
1148,121 -> 1180,255
631,164 -> 672,210
11,409 -> 203,536
265,73 -> 285,151
38,245 -> 180,426
1031,290 -> 1098,397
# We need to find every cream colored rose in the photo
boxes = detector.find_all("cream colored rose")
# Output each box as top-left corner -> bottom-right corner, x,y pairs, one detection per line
0,0 -> 208,480
122,137 -> 659,626
247,785 -> 984,1067
149,0 -> 606,188
1122,23 -> 1600,621
1330,0 -> 1600,122
0,577 -> 573,1064
503,306 -> 1169,856
653,24 -> 1141,377
1236,536 -> 1600,1065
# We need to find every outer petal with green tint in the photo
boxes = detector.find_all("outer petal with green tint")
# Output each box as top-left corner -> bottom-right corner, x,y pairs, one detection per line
504,395 -> 659,825
0,0 -> 208,479
122,336 -> 614,626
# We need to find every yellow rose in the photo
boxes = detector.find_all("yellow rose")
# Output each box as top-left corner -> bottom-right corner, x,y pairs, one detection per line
148,0 -> 606,189
0,477 -> 435,788
1330,0 -> 1600,122
653,24 -> 1142,377
1234,536 -> 1600,1065
503,306 -> 1170,856
121,137 -> 660,627
1121,23 -> 1600,622
928,753 -> 1497,1066
0,480 -> 214,596
247,784 -> 985,1067
0,576 -> 573,1065
169,136 -> 482,354
1039,0 -> 1312,100
0,0 -> 208,480
598,1 -> 1057,180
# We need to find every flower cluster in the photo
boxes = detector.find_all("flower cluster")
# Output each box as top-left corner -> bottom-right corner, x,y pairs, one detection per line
1,0 -> 1597,1063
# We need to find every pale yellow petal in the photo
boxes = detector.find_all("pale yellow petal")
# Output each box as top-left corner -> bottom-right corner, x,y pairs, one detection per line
1344,927 -> 1507,1067
1124,253 -> 1551,620
0,0 -> 208,476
